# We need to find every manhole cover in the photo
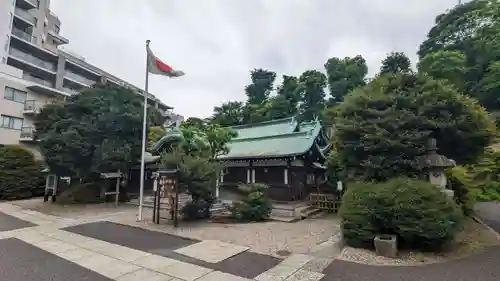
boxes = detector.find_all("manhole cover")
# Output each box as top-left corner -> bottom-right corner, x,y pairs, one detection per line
276,250 -> 292,257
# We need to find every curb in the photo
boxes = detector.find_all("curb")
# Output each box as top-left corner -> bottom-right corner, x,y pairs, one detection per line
472,215 -> 500,240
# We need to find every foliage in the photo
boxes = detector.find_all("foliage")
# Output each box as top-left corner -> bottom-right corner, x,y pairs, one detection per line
35,84 -> 154,180
324,55 -> 367,106
417,50 -> 467,90
469,148 -> 500,202
418,0 -> 500,110
148,126 -> 166,148
326,148 -> 345,184
0,145 -> 44,200
182,117 -> 206,130
245,69 -> 276,105
334,72 -> 496,181
180,120 -> 237,159
340,177 -> 465,250
380,52 -> 412,74
160,146 -> 219,220
211,101 -> 245,127
299,70 -> 328,121
230,183 -> 272,222
446,166 -> 475,216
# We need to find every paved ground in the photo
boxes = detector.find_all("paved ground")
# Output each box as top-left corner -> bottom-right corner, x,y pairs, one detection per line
0,211 -> 35,231
2,200 -> 500,280
0,238 -> 112,281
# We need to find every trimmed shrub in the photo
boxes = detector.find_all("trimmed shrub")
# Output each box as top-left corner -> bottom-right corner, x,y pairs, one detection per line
0,145 -> 43,200
340,177 -> 465,251
230,183 -> 272,222
446,166 -> 475,215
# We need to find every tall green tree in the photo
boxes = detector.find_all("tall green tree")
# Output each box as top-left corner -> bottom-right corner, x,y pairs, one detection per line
324,55 -> 367,106
418,0 -> 500,110
380,52 -> 412,74
276,75 -> 301,113
211,101 -> 245,126
35,84 -> 146,180
334,72 -> 496,181
299,70 -> 327,121
417,50 -> 467,90
245,69 -> 276,105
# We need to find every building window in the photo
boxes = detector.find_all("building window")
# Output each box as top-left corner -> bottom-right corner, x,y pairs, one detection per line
4,87 -> 27,103
54,25 -> 60,34
1,115 -> 23,130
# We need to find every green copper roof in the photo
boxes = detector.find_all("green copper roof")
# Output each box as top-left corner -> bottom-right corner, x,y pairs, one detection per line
217,117 -> 326,160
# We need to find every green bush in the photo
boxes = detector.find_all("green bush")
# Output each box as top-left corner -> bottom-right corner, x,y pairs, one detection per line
470,148 -> 500,202
230,183 -> 272,222
0,145 -> 44,200
340,177 -> 465,251
446,166 -> 475,215
181,200 -> 212,221
334,73 -> 496,181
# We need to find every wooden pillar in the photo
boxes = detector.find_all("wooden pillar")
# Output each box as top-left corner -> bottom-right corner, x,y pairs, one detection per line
251,168 -> 256,183
247,168 -> 251,183
284,168 -> 288,184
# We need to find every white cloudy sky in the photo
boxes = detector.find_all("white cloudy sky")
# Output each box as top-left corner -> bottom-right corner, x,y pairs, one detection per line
50,0 -> 461,119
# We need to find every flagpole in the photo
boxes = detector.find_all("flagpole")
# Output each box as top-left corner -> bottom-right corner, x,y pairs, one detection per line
138,39 -> 151,221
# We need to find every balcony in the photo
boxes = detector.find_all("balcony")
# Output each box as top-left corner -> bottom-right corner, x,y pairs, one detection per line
62,87 -> 80,95
23,100 -> 39,115
20,127 -> 36,142
22,73 -> 54,88
48,30 -> 69,45
9,48 -> 57,73
14,8 -> 36,26
16,0 -> 38,10
64,71 -> 96,87
11,27 -> 37,44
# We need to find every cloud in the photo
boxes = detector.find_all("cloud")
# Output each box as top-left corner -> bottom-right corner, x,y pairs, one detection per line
50,0 -> 462,118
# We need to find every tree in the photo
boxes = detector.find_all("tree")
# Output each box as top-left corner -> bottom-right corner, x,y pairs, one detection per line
276,75 -> 301,114
0,145 -> 43,200
324,55 -> 367,106
334,73 -> 496,181
245,69 -> 276,105
417,50 -> 467,90
211,101 -> 245,126
380,52 -> 412,74
418,0 -> 500,110
148,126 -> 166,148
299,70 -> 327,121
35,84 -> 146,180
182,117 -> 206,130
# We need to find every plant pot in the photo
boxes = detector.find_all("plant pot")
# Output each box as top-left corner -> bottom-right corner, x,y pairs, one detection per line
374,235 -> 397,258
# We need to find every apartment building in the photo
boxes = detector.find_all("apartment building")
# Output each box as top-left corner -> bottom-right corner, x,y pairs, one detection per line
0,0 -> 181,158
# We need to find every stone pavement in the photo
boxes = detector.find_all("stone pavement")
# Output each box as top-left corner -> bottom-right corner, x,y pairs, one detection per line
0,202 -> 333,280
3,201 -> 500,281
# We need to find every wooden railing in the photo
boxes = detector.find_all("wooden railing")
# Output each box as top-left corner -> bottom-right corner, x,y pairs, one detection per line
309,193 -> 340,212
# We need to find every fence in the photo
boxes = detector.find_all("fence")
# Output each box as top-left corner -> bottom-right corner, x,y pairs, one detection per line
309,193 -> 341,212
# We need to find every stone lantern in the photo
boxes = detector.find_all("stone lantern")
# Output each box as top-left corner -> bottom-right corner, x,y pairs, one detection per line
417,138 -> 456,198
